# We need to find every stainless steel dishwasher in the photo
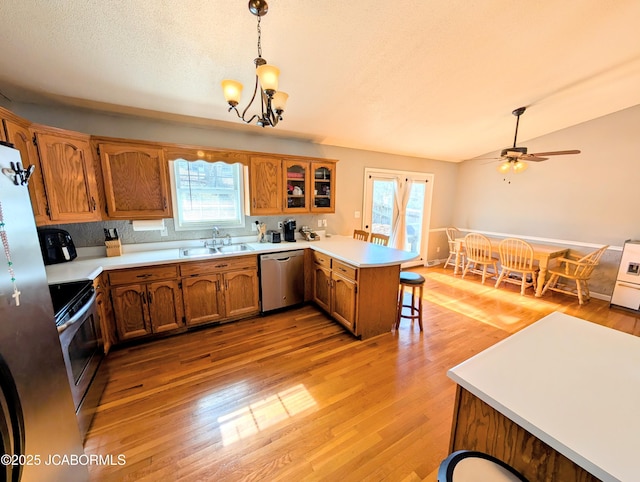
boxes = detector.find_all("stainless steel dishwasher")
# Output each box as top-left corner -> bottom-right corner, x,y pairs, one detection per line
259,250 -> 305,312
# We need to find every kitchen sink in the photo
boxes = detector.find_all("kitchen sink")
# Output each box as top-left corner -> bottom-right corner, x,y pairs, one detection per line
179,246 -> 219,258
216,243 -> 253,253
179,243 -> 253,258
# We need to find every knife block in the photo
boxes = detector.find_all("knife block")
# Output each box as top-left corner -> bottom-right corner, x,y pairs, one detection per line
105,239 -> 122,257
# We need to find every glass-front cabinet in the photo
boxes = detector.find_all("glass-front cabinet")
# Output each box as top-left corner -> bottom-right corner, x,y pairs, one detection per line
312,162 -> 335,212
284,160 -> 309,213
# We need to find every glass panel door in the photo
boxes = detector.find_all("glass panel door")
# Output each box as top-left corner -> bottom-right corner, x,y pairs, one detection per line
363,168 -> 433,267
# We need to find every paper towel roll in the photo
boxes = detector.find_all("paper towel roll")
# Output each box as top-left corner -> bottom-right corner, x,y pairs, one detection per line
132,219 -> 165,231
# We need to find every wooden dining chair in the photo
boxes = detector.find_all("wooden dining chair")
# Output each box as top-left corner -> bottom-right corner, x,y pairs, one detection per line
495,238 -> 538,295
370,233 -> 389,246
444,227 -> 465,270
462,233 -> 498,284
353,229 -> 370,241
541,245 -> 609,304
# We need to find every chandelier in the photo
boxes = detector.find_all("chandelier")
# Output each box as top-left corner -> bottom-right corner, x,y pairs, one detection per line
221,0 -> 288,128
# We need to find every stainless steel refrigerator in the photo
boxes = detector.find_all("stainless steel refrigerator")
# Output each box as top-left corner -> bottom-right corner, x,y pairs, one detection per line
0,143 -> 88,481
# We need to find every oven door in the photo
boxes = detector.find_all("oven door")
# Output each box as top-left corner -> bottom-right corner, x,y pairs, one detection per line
58,292 -> 102,411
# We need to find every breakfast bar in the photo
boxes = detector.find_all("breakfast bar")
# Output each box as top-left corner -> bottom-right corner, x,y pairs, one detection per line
447,311 -> 639,482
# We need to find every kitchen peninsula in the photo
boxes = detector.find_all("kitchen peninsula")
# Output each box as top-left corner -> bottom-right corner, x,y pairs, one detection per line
447,311 -> 639,482
45,235 -> 418,343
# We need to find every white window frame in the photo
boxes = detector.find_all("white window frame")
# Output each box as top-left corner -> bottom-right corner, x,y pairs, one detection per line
169,159 -> 246,231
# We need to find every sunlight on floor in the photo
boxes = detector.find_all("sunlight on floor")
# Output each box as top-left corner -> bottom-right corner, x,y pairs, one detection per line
418,270 -> 553,330
218,384 -> 317,446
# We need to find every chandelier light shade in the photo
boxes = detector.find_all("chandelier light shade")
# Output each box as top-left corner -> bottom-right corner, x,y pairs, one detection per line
221,0 -> 288,128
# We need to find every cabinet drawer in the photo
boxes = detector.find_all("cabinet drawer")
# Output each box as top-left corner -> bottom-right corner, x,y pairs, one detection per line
313,251 -> 332,269
180,255 -> 258,277
108,264 -> 178,285
333,260 -> 357,281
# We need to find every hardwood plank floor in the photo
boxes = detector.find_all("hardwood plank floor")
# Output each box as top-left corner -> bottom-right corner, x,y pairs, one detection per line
84,265 -> 640,481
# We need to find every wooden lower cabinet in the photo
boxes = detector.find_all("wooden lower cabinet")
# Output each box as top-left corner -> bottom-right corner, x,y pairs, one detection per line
93,274 -> 115,354
312,252 -> 400,339
181,256 -> 259,327
108,265 -> 183,341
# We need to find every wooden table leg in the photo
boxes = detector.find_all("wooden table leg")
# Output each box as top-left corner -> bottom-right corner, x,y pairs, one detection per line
535,257 -> 549,297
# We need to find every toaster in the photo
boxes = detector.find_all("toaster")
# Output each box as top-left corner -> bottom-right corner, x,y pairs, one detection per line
267,230 -> 281,243
37,228 -> 77,265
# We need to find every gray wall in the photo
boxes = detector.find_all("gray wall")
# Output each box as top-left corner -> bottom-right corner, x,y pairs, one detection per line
6,101 -> 457,260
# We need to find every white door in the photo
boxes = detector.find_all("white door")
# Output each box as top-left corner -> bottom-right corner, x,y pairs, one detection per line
362,168 -> 433,267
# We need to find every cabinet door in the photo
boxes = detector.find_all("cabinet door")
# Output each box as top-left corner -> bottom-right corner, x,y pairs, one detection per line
311,162 -> 336,213
34,131 -> 101,223
183,275 -> 225,326
112,284 -> 151,340
312,264 -> 332,313
249,156 -> 282,214
147,280 -> 184,333
283,160 -> 310,213
99,142 -> 171,219
224,269 -> 260,318
3,120 -> 50,225
332,272 -> 357,333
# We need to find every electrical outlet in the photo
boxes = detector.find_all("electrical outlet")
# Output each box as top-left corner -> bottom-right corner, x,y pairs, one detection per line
322,219 -> 327,227
436,246 -> 440,253
354,211 -> 361,218
318,220 -> 323,227
251,222 -> 257,232
278,221 -> 283,229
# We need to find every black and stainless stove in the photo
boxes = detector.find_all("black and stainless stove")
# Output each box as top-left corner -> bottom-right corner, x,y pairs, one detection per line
47,279 -> 106,439
48,280 -> 94,327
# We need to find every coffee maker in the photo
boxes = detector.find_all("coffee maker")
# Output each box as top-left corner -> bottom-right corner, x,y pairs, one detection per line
283,219 -> 296,242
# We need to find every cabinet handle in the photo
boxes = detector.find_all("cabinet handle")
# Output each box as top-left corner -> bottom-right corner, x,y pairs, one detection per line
225,280 -> 229,291
215,264 -> 228,268
215,280 -> 220,291
136,274 -> 152,279
163,197 -> 167,209
91,197 -> 97,211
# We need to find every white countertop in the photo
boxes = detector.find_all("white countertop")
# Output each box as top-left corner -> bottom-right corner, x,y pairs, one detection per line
45,235 -> 418,284
448,311 -> 640,482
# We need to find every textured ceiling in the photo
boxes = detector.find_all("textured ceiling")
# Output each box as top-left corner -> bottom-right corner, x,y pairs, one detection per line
1,1 -> 639,161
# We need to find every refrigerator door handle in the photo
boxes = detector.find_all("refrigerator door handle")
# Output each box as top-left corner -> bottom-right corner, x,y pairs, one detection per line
617,281 -> 640,290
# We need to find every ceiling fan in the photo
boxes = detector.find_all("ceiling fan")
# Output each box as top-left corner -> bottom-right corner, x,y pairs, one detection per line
492,106 -> 581,173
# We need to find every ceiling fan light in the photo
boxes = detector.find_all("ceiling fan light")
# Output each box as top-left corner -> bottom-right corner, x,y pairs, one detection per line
272,91 -> 288,113
221,79 -> 243,106
497,161 -> 511,174
256,64 -> 279,93
513,160 -> 528,173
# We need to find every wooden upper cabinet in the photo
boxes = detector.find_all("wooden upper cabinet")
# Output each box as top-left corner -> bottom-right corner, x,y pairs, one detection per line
2,115 -> 50,225
33,128 -> 101,223
311,161 -> 336,213
248,156 -> 282,215
283,160 -> 310,213
98,142 -> 171,219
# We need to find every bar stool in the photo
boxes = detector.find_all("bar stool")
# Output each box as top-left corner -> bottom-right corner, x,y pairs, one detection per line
395,271 -> 425,331
438,450 -> 528,481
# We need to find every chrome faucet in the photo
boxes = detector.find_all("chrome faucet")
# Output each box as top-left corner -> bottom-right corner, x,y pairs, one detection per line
205,227 -> 220,247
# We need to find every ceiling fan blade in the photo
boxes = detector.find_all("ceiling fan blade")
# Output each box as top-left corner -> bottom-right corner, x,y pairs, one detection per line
529,149 -> 581,156
520,155 -> 548,162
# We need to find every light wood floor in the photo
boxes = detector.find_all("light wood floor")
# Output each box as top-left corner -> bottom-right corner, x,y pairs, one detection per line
84,265 -> 640,481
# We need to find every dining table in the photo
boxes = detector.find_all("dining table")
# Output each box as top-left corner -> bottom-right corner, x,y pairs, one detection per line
453,236 -> 569,297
